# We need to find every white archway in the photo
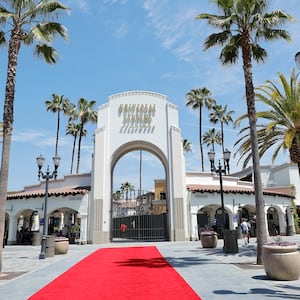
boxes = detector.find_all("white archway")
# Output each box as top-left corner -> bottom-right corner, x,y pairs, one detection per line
91,91 -> 188,243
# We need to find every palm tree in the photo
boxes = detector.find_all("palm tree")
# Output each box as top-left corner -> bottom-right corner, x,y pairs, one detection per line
113,190 -> 122,200
0,0 -> 69,272
209,104 -> 234,153
235,69 -> 300,175
45,94 -> 75,156
197,0 -> 293,264
73,98 -> 97,174
203,128 -> 222,152
66,122 -> 86,174
182,139 -> 192,154
120,182 -> 135,200
186,88 -> 215,171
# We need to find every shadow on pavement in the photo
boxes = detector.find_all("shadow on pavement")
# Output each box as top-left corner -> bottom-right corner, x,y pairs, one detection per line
214,287 -> 299,299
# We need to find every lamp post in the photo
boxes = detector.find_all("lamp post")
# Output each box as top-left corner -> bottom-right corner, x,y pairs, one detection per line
36,154 -> 60,259
208,149 -> 231,237
295,52 -> 300,69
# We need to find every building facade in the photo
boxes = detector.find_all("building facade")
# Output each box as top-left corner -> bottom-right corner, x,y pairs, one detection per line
185,172 -> 295,241
3,91 -> 298,245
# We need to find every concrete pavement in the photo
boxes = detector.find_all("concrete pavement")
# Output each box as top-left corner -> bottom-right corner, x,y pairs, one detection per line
0,235 -> 300,299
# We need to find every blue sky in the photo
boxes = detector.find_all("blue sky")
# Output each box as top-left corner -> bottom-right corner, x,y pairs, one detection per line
1,0 -> 300,192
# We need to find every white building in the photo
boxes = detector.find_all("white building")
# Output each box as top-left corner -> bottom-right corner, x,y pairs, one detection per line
4,165 -> 296,245
5,174 -> 91,245
186,171 -> 295,241
3,91 -> 298,245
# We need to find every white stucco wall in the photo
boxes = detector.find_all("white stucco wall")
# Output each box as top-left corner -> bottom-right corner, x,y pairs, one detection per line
92,91 -> 188,243
185,172 -> 295,240
5,174 -> 91,244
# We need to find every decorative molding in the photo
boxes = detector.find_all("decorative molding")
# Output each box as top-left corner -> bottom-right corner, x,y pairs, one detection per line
170,126 -> 181,133
96,126 -> 105,134
99,103 -> 109,111
167,102 -> 178,110
109,90 -> 168,101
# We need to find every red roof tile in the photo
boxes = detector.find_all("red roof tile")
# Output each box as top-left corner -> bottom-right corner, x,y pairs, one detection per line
7,186 -> 90,199
186,184 -> 293,198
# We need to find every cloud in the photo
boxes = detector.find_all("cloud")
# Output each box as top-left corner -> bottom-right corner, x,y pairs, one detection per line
12,129 -> 77,149
112,22 -> 129,39
66,0 -> 90,13
96,0 -> 131,39
103,0 -> 128,4
143,1 -> 200,62
13,129 -> 55,146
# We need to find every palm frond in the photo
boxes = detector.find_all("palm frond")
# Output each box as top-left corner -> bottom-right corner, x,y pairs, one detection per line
34,43 -> 57,63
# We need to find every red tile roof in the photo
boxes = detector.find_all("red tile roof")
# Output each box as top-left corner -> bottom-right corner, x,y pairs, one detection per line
186,184 -> 293,198
7,186 -> 90,199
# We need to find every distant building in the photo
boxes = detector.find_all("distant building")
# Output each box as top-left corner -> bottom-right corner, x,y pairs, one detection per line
232,163 -> 299,205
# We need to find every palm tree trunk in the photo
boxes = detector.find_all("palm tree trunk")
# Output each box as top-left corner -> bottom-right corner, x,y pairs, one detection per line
0,134 -> 12,271
76,127 -> 83,174
55,110 -> 60,156
220,122 -> 225,154
70,135 -> 77,174
242,31 -> 267,265
0,27 -> 22,272
199,107 -> 204,172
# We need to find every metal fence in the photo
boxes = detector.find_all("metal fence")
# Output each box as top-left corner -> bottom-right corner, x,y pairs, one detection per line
112,214 -> 169,241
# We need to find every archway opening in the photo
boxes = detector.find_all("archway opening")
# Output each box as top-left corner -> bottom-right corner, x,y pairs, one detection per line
16,209 -> 38,245
267,207 -> 280,236
196,205 -> 229,239
239,205 -> 256,237
112,149 -> 168,241
48,207 -> 80,244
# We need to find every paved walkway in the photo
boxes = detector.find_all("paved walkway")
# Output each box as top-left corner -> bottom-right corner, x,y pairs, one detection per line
0,235 -> 300,299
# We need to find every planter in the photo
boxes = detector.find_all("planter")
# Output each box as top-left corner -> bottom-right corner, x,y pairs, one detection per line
55,237 -> 69,255
262,244 -> 300,280
200,232 -> 218,248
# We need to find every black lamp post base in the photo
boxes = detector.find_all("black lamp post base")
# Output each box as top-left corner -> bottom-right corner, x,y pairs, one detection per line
39,236 -> 47,259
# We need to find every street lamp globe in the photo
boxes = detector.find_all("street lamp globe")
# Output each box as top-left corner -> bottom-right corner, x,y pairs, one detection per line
208,149 -> 215,163
223,148 -> 231,161
295,52 -> 300,69
36,154 -> 45,169
53,156 -> 61,168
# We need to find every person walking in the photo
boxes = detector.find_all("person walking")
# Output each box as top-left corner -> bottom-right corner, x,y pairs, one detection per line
240,218 -> 249,246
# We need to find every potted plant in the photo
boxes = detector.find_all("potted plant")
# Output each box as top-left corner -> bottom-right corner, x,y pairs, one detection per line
199,228 -> 218,248
69,223 -> 80,244
55,236 -> 69,254
262,237 -> 300,280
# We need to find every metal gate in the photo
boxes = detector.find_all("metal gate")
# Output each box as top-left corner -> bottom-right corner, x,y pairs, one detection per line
112,214 -> 169,241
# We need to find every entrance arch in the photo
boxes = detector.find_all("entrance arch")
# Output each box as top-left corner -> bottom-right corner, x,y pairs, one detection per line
91,91 -> 188,243
111,143 -> 168,241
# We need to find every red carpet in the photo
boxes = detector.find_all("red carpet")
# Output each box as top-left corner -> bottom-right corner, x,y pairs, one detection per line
28,246 -> 201,300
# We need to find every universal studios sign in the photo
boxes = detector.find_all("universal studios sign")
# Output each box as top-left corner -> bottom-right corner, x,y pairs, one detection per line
118,103 -> 156,133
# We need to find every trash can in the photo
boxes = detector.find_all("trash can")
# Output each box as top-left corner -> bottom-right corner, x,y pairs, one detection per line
236,226 -> 243,239
32,232 -> 41,246
45,235 -> 55,257
286,225 -> 294,236
223,230 -> 239,253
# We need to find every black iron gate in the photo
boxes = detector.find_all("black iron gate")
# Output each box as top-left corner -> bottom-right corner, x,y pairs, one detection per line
112,214 -> 169,241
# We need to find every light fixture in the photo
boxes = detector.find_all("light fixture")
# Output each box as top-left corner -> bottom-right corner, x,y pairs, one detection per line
36,155 -> 60,259
295,52 -> 300,69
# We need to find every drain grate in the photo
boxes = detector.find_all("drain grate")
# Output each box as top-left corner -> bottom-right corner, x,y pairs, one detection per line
0,272 -> 27,280
232,263 -> 264,270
